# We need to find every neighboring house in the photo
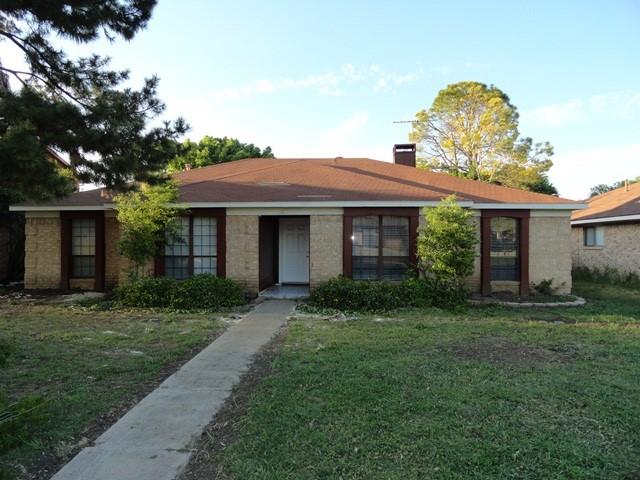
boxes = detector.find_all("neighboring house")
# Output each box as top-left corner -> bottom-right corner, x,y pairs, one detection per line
571,182 -> 640,276
10,144 -> 583,296
0,148 -> 77,283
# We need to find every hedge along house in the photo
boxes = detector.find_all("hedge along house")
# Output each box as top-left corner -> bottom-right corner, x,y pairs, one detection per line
571,181 -> 640,276
11,144 -> 584,297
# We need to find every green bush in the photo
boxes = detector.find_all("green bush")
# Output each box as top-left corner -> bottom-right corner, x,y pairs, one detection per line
169,274 -> 245,310
309,276 -> 467,312
114,274 -> 245,310
573,266 -> 640,289
114,276 -> 176,308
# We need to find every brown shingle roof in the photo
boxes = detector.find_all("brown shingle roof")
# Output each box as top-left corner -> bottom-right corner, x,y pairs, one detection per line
13,157 -> 579,208
571,182 -> 640,222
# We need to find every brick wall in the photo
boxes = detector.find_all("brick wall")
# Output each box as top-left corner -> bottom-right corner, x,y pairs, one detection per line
529,213 -> 572,294
572,223 -> 640,275
24,212 -> 61,289
226,215 -> 259,295
309,215 -> 343,288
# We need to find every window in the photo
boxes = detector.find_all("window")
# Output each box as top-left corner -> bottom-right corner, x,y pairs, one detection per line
490,217 -> 519,281
584,226 -> 604,247
71,218 -> 96,278
165,217 -> 190,280
352,216 -> 410,280
164,216 -> 218,279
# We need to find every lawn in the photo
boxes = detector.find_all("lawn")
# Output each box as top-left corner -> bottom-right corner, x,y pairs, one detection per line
0,301 -> 227,479
209,281 -> 640,479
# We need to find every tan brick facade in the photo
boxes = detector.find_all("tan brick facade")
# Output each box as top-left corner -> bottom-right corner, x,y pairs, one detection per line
21,208 -> 575,296
309,215 -> 343,288
225,215 -> 260,295
572,223 -> 640,275
24,212 -> 61,289
529,213 -> 573,294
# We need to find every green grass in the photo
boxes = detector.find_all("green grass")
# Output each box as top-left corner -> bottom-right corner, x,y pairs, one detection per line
218,281 -> 640,479
0,302 -> 225,477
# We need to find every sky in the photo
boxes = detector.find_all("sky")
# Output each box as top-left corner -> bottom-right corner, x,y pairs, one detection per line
2,0 -> 640,200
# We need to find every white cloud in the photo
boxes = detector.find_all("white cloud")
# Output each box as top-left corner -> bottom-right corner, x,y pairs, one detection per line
206,64 -> 425,102
321,111 -> 369,146
550,143 -> 640,200
524,91 -> 640,126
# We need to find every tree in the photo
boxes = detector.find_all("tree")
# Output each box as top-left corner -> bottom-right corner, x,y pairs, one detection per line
589,177 -> 640,198
417,195 -> 477,285
167,136 -> 274,172
0,1 -> 187,207
409,81 -> 557,194
114,182 -> 184,280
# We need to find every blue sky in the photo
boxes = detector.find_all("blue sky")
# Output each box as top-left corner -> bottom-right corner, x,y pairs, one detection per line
3,0 -> 640,199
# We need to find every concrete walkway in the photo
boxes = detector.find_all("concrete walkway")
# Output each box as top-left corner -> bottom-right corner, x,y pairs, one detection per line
52,299 -> 294,480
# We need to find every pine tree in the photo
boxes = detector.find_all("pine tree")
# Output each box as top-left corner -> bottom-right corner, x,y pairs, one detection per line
0,1 -> 187,207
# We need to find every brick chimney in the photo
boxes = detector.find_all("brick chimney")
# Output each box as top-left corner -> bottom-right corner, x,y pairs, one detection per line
393,143 -> 416,167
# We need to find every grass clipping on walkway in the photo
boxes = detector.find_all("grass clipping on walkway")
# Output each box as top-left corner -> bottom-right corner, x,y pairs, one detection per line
208,281 -> 640,479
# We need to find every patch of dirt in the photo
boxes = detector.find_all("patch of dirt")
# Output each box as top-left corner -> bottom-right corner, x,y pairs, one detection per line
526,315 -> 577,324
180,329 -> 286,480
18,329 -> 227,480
454,337 -> 567,365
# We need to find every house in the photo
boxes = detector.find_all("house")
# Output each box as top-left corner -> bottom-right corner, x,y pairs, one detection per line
10,144 -> 583,297
571,181 -> 640,276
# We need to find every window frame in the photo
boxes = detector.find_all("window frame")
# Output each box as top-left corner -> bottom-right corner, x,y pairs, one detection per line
481,209 -> 530,297
583,226 -> 604,247
155,209 -> 226,279
60,211 -> 105,291
343,208 -> 418,281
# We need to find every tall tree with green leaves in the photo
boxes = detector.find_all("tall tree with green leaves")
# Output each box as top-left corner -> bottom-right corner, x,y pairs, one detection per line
168,136 -> 274,172
409,81 -> 557,194
0,1 -> 187,208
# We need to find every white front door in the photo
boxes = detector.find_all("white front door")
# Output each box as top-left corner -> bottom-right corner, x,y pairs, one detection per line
279,218 -> 310,284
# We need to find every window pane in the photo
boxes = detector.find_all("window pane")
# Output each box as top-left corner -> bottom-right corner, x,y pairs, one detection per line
194,257 -> 217,275
352,216 -> 379,257
71,218 -> 95,256
72,256 -> 95,278
193,217 -> 217,256
584,227 -> 595,246
165,256 -> 189,280
383,257 -> 409,281
490,217 -> 519,281
353,256 -> 378,280
382,216 -> 409,257
165,217 -> 189,256
595,227 -> 605,246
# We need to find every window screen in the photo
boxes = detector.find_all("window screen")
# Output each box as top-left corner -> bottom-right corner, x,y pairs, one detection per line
352,216 -> 379,280
490,217 -> 519,281
193,217 -> 217,275
71,218 -> 96,278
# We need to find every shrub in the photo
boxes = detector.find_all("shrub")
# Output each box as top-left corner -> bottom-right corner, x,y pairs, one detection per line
573,266 -> 640,290
114,276 -> 176,308
114,274 -> 245,310
532,278 -> 556,296
418,195 -> 477,286
309,276 -> 467,313
169,274 -> 245,310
